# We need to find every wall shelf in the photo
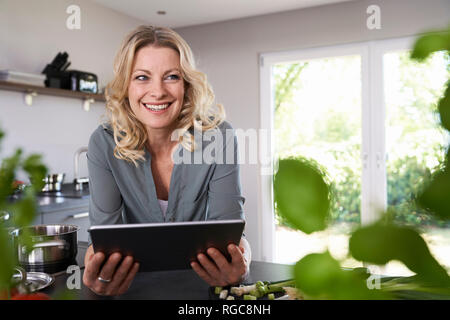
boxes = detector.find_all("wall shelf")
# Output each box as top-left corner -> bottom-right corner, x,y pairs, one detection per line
0,80 -> 106,103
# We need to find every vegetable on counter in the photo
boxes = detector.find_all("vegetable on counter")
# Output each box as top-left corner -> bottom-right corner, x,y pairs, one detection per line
214,279 -> 299,300
219,289 -> 228,300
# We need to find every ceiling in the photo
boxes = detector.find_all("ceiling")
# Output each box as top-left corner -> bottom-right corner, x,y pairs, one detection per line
92,0 -> 355,29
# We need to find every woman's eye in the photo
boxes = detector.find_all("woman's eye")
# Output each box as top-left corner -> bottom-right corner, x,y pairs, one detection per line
166,74 -> 180,80
135,75 -> 148,81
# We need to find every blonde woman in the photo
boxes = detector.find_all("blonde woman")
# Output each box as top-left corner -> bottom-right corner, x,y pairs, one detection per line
82,25 -> 251,296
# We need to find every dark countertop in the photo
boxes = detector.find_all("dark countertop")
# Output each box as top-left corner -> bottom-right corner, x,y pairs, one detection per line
37,183 -> 90,214
10,183 -> 90,214
42,242 -> 294,300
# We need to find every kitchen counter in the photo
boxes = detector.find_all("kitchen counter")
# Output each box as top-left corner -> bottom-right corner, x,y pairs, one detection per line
8,183 -> 90,215
37,183 -> 90,214
42,242 -> 294,300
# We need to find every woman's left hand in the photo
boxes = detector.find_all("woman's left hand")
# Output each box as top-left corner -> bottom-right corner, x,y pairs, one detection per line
191,238 -> 250,286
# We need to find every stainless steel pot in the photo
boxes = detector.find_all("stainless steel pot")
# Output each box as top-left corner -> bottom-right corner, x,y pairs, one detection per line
10,224 -> 79,271
42,173 -> 65,192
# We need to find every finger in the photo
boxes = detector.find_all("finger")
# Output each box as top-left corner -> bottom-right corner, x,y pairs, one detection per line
207,248 -> 231,273
96,253 -> 122,291
239,238 -> 246,254
197,253 -> 221,280
228,244 -> 245,266
228,244 -> 248,280
190,261 -> 214,285
117,262 -> 140,295
106,256 -> 134,294
83,252 -> 106,286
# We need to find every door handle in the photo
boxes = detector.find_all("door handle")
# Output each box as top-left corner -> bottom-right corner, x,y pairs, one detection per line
68,212 -> 89,219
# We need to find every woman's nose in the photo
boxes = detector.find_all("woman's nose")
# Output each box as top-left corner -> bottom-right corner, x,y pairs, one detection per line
148,79 -> 167,99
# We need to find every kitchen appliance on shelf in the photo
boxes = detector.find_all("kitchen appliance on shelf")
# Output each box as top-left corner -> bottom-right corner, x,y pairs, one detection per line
42,51 -> 98,94
0,70 -> 46,87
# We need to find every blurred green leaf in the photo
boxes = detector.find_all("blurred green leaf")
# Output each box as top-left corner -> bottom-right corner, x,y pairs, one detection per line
7,189 -> 37,228
0,128 -> 4,148
411,29 -> 450,62
349,223 -> 450,286
438,82 -> 450,131
0,149 -> 22,201
0,227 -> 15,292
23,153 -> 47,191
294,251 -> 341,297
294,251 -> 389,299
274,158 -> 331,234
16,226 -> 35,256
416,166 -> 450,220
0,128 -> 49,297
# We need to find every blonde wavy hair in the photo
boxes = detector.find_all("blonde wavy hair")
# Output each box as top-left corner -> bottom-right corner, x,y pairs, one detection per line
105,25 -> 225,166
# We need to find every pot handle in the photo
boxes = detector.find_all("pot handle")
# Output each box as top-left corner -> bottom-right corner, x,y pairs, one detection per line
13,266 -> 27,285
21,240 -> 68,254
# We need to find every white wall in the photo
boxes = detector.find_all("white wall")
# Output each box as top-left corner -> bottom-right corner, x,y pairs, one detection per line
0,0 -> 146,181
174,0 -> 450,260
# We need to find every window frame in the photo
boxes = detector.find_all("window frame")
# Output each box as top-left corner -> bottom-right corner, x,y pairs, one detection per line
258,36 -> 417,262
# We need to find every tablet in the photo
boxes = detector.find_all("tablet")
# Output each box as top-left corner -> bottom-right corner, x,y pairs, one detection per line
88,219 -> 245,272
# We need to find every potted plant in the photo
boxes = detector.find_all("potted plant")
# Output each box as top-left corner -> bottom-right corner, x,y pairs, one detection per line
0,126 -> 50,300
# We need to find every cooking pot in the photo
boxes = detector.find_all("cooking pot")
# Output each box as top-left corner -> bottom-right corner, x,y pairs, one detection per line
41,173 -> 65,192
10,224 -> 79,273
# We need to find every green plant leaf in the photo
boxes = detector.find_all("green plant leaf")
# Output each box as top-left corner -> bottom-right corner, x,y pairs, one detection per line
0,227 -> 15,291
274,158 -> 331,234
7,189 -> 37,228
349,223 -> 450,286
22,153 -> 47,191
416,166 -> 450,220
438,82 -> 450,131
0,149 -> 22,200
411,29 -> 450,62
294,251 -> 389,299
0,128 -> 48,296
0,128 -> 4,148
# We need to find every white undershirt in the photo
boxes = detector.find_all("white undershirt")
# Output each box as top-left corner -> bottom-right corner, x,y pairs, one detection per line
158,199 -> 169,217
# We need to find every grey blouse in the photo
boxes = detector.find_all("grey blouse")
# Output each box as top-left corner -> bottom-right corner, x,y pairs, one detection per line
86,120 -> 245,244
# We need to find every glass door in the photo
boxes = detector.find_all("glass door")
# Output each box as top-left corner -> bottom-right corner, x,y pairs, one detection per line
271,53 -> 364,268
383,48 -> 450,275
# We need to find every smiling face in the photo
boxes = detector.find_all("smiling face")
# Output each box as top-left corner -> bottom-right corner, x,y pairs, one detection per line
127,45 -> 185,134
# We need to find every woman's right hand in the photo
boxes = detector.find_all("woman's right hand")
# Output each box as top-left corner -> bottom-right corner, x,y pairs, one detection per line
82,245 -> 140,296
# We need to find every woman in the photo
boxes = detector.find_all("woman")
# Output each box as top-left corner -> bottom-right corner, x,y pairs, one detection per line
82,25 -> 251,296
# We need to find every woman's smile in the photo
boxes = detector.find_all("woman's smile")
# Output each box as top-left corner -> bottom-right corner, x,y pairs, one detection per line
141,101 -> 173,113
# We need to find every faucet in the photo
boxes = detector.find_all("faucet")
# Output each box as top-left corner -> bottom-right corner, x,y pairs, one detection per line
73,146 -> 89,191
